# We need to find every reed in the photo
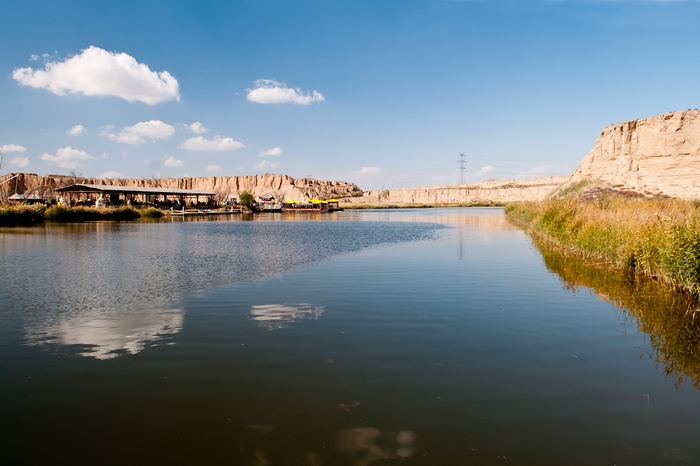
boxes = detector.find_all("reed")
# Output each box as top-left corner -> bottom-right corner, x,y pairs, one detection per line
505,198 -> 700,295
139,207 -> 165,218
44,205 -> 140,221
0,204 -> 46,225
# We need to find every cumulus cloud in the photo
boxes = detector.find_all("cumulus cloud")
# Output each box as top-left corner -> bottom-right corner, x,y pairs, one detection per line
206,165 -> 221,173
258,147 -> 282,157
185,122 -> 208,134
66,124 -> 87,136
246,79 -> 324,105
103,120 -> 175,145
9,157 -> 29,168
0,144 -> 27,153
518,164 -> 555,178
99,171 -> 122,179
254,160 -> 279,170
12,46 -> 180,105
179,136 -> 244,151
477,165 -> 495,176
29,54 -> 39,61
356,166 -> 383,178
39,146 -> 94,169
164,156 -> 185,167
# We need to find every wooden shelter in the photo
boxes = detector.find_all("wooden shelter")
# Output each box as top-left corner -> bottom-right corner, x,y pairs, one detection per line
55,184 -> 216,207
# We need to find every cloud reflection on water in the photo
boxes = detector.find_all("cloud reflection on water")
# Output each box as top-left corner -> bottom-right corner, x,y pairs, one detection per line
24,307 -> 183,359
250,303 -> 325,330
337,427 -> 416,465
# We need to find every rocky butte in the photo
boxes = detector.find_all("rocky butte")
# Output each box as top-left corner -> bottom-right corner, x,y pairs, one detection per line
2,109 -> 698,205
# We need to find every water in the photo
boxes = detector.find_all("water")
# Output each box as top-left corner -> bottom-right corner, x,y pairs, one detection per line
1,208 -> 699,465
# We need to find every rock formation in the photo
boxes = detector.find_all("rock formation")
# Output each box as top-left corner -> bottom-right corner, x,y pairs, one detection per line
559,109 -> 700,198
0,173 -> 364,202
344,176 -> 570,206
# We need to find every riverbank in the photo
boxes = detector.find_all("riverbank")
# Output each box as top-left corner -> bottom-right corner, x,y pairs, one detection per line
0,205 -> 163,226
505,199 -> 700,296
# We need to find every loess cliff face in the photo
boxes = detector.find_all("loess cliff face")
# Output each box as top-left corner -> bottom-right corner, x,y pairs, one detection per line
0,173 -> 364,202
562,109 -> 700,198
345,176 -> 570,206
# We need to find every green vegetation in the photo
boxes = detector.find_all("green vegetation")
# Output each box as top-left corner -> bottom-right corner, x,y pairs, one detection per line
0,204 -> 162,226
140,207 -> 165,218
0,204 -> 46,225
534,238 -> 700,389
506,198 -> 700,295
238,191 -> 255,210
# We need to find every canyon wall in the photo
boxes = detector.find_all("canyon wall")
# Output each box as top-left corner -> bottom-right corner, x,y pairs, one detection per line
0,173 -> 364,202
560,109 -> 700,198
345,176 -> 570,206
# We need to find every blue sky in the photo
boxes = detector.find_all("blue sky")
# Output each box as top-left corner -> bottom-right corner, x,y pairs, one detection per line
1,0 -> 699,189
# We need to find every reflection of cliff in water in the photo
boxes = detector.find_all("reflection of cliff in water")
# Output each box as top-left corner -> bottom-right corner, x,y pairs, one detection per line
535,239 -> 700,389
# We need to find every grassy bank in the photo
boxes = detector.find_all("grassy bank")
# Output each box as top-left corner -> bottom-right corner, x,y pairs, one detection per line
505,199 -> 700,295
0,205 -> 163,226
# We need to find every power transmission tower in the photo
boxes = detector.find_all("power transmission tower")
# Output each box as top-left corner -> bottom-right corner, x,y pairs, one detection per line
458,153 -> 467,185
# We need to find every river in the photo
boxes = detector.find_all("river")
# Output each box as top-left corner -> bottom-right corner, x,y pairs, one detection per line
1,208 -> 699,465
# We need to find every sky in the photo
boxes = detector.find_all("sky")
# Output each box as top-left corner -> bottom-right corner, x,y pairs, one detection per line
1,0 -> 699,190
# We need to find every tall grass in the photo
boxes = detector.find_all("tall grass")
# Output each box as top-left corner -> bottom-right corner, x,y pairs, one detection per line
0,205 -> 154,225
44,206 -> 141,221
0,205 -> 46,225
506,198 -> 700,295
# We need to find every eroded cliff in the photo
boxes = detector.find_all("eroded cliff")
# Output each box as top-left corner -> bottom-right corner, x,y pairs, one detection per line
560,109 -> 700,198
0,173 -> 364,202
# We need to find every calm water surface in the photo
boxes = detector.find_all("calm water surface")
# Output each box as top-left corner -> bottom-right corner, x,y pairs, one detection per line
1,208 -> 699,465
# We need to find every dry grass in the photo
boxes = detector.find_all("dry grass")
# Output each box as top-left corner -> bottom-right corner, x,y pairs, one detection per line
0,205 -> 151,225
506,198 -> 700,295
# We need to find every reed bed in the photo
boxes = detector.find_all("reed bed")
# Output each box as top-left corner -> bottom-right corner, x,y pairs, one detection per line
505,198 -> 700,295
0,205 -> 157,225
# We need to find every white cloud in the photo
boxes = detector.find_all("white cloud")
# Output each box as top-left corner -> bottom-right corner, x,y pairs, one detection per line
29,54 -> 39,61
103,120 -> 175,145
206,165 -> 221,173
356,166 -> 383,178
518,164 -> 555,178
477,165 -> 495,176
0,144 -> 27,153
179,136 -> 244,151
246,79 -> 324,105
185,122 -> 208,134
12,46 -> 180,105
99,171 -> 122,179
66,124 -> 87,136
258,147 -> 282,157
164,156 -> 185,167
254,160 -> 279,170
9,157 -> 29,168
39,146 -> 94,169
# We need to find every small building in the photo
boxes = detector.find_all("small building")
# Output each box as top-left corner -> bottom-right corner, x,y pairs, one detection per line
55,184 -> 216,208
282,198 -> 342,212
258,192 -> 276,203
8,193 -> 44,205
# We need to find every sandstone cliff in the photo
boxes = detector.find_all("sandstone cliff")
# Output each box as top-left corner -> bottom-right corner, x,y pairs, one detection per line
559,109 -> 700,198
346,176 -> 570,206
0,173 -> 364,202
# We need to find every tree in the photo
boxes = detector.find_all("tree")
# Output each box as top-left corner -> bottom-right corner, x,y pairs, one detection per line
238,190 -> 255,210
